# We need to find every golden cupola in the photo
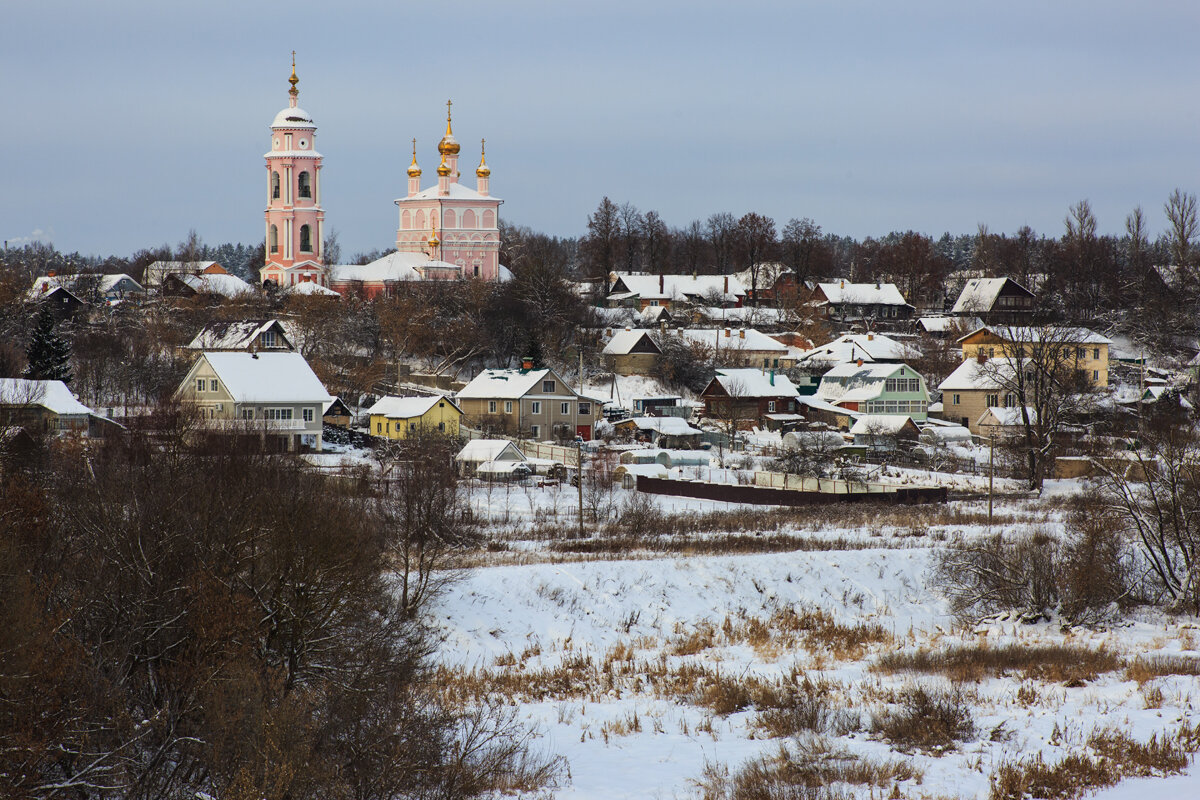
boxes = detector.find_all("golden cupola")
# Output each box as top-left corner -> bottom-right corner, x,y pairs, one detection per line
407,138 -> 421,177
436,153 -> 451,177
428,222 -> 441,248
437,99 -> 460,155
476,138 -> 491,178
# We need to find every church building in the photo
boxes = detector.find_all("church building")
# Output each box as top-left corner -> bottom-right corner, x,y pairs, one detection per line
260,59 -> 327,288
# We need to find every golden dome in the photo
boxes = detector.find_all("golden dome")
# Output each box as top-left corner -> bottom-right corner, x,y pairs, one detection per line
407,138 -> 421,177
428,222 -> 440,248
288,52 -> 299,98
476,138 -> 491,178
436,153 -> 451,177
437,99 -> 460,155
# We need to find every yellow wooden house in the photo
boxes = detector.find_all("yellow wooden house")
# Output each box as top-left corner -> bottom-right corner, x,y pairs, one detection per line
367,395 -> 463,439
957,325 -> 1111,387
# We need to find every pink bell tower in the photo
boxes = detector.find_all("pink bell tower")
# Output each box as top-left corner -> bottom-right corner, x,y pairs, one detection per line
261,55 -> 327,288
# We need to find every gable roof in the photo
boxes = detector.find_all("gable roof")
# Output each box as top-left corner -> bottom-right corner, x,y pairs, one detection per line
613,416 -> 703,436
709,368 -> 799,397
817,282 -> 908,306
956,325 -> 1112,346
455,439 -> 526,463
29,273 -> 143,300
978,406 -> 1038,427
0,378 -> 94,416
199,352 -> 331,403
937,357 -> 1016,392
677,328 -> 788,353
609,272 -> 746,303
795,333 -> 920,365
367,394 -> 461,419
816,362 -> 925,404
849,415 -> 920,435
457,367 -> 563,399
186,320 -> 293,351
602,329 -> 661,356
951,277 -> 1034,313
285,281 -> 341,296
169,273 -> 254,298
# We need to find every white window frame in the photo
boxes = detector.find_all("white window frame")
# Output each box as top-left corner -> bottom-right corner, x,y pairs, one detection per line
530,424 -> 540,438
531,401 -> 541,415
504,400 -> 513,414
303,408 -> 314,423
210,379 -> 218,392
196,378 -> 205,392
542,380 -> 556,393
488,400 -> 497,414
561,402 -> 570,415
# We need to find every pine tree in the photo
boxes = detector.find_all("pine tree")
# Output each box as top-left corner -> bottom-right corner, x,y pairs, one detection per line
24,309 -> 73,383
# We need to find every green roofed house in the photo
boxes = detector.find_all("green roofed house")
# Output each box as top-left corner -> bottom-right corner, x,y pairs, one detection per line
815,362 -> 930,422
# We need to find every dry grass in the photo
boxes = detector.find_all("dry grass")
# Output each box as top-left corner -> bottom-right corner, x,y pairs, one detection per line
1124,654 -> 1200,683
990,723 -> 1200,800
871,686 -> 975,754
874,643 -> 1121,685
696,738 -> 921,800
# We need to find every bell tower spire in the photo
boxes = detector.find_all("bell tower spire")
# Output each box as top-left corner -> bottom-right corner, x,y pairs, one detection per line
437,98 -> 461,183
288,51 -> 299,107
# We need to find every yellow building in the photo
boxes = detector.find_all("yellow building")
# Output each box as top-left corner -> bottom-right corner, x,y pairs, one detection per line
958,326 -> 1111,387
367,395 -> 462,439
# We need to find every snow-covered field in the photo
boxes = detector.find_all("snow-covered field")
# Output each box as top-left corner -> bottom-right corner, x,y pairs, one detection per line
431,489 -> 1200,799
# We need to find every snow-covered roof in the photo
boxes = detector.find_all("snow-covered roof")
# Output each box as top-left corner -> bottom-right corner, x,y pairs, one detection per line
367,395 -> 460,419
186,320 -> 291,351
173,273 -> 254,298
272,106 -> 316,129
817,282 -> 908,306
710,368 -> 799,397
676,328 -> 788,353
602,329 -> 659,356
850,415 -> 918,436
455,439 -> 526,463
817,363 -> 924,404
0,378 -> 93,416
457,368 -> 554,400
978,406 -> 1037,427
200,352 -> 332,403
329,251 -> 463,284
732,262 -> 792,290
794,395 -> 861,420
937,357 -> 1015,392
284,281 -> 340,296
29,273 -> 143,299
957,325 -> 1112,346
399,182 -> 501,202
796,333 -> 920,365
609,272 -> 746,303
613,463 -> 670,479
614,416 -> 703,436
951,278 -> 1033,313
262,149 -> 322,159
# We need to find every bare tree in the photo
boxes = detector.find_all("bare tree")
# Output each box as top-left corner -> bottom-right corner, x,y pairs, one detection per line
706,212 -> 737,273
1164,188 -> 1198,277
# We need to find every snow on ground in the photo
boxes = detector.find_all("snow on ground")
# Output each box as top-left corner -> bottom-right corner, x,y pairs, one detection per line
430,497 -> 1200,799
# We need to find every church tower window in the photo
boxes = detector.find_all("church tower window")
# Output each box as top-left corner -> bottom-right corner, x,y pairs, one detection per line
298,171 -> 311,198
269,225 -> 279,254
300,224 -> 312,252
271,172 -> 280,200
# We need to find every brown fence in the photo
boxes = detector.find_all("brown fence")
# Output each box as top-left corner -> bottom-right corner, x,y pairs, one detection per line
636,476 -> 947,506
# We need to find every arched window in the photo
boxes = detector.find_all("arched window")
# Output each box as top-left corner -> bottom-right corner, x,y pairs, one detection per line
401,210 -> 412,229
462,209 -> 477,228
299,224 -> 312,252
269,224 -> 279,254
415,210 -> 425,230
482,209 -> 496,228
444,209 -> 456,228
271,172 -> 280,200
298,171 -> 311,199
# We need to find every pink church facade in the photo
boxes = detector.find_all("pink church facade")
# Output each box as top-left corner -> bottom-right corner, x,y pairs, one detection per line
393,102 -> 503,282
260,62 -> 327,288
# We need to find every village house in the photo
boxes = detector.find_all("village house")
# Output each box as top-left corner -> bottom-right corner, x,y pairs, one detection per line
0,378 -> 102,435
29,272 -> 144,305
815,362 -> 930,422
937,356 -> 1019,434
184,319 -> 296,352
958,325 -> 1112,387
162,273 -> 256,299
849,414 -> 921,451
610,416 -> 705,449
26,284 -> 86,320
367,395 -> 462,439
143,260 -> 229,289
606,272 -> 746,311
700,368 -> 800,429
950,277 -> 1036,324
174,351 -> 333,451
794,332 -> 921,368
454,439 -> 529,478
601,328 -> 662,375
976,405 -> 1038,441
455,360 -> 602,440
677,328 -> 790,369
810,281 -> 914,323
732,263 -> 799,306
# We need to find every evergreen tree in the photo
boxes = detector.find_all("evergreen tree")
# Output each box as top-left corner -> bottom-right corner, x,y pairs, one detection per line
24,309 -> 72,383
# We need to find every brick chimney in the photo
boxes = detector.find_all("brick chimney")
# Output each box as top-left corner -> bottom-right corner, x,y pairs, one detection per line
659,274 -> 664,293
739,329 -> 745,339
725,328 -> 731,338
522,356 -> 534,370
723,276 -> 729,294
867,332 -> 874,341
856,358 -> 864,367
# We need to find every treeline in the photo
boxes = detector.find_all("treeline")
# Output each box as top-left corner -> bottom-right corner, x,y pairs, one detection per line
0,420 -> 559,799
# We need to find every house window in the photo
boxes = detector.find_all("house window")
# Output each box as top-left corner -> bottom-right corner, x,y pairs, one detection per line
197,378 -> 205,392
303,408 -> 314,423
377,422 -> 382,433
1093,348 -> 1100,360
242,408 -> 255,420
488,400 -> 497,414
261,330 -> 277,348
1093,370 -> 1099,381
561,402 -> 570,415
768,401 -> 776,413
986,394 -> 999,407
298,171 -> 311,198
531,401 -> 542,415
505,401 -> 513,414
542,380 -> 556,393
264,408 -> 293,420
1005,394 -> 1017,407
530,425 -> 540,438
438,422 -> 445,431
578,402 -> 591,415
210,379 -> 218,392
409,423 -> 417,431
952,394 -> 960,405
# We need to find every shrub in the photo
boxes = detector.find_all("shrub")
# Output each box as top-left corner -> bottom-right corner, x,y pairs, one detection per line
874,643 -> 1121,685
871,686 -> 975,754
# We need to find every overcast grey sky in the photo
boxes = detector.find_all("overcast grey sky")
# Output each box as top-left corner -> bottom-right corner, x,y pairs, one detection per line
5,0 -> 1199,258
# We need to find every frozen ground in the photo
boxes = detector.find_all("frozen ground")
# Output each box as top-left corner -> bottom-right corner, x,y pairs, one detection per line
430,491 -> 1200,799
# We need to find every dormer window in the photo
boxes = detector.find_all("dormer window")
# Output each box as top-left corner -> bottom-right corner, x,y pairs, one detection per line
261,330 -> 277,348
298,171 -> 311,199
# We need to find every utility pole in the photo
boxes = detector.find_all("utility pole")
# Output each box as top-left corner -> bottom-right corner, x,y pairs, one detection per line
988,433 -> 994,526
577,440 -> 585,538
